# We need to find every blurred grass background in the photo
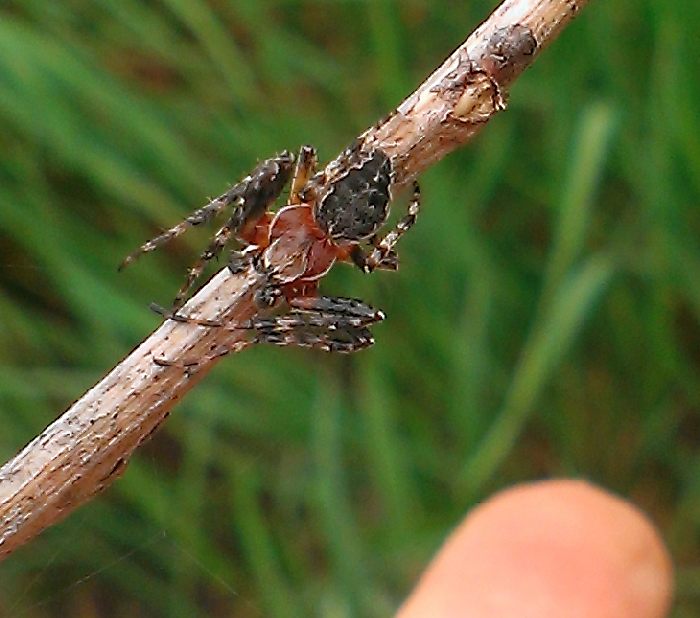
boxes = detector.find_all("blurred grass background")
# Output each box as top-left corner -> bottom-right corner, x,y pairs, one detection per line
0,0 -> 698,616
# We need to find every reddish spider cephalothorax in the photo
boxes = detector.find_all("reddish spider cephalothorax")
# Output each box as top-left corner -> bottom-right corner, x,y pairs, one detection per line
120,140 -> 420,353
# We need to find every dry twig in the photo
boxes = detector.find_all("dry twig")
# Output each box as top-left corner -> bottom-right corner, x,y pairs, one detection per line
0,0 -> 590,560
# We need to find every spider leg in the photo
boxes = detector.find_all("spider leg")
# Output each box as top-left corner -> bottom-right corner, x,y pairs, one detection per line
361,235 -> 399,271
154,322 -> 375,371
250,295 -> 384,352
153,340 -> 251,373
171,222 -> 237,308
152,295 -> 384,369
150,302 -> 224,327
170,152 -> 296,308
119,151 -> 295,271
350,181 -> 420,274
376,249 -> 399,271
253,324 -> 375,353
289,145 -> 318,205
228,245 -> 260,274
154,295 -> 384,331
287,295 -> 386,326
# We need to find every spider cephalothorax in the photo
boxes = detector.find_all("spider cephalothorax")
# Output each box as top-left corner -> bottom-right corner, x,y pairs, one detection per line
121,140 -> 420,354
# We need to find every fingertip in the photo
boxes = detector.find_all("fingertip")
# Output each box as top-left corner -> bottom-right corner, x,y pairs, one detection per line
398,480 -> 673,618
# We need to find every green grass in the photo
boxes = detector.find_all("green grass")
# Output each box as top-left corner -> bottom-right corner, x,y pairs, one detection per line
0,1 -> 699,616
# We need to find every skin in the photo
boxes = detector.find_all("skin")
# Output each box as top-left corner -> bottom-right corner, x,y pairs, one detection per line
398,480 -> 673,618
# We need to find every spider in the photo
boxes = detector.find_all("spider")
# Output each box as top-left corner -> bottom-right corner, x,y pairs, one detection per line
120,140 -> 420,354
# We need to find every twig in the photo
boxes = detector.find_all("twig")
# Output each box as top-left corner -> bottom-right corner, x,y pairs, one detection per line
0,0 -> 590,560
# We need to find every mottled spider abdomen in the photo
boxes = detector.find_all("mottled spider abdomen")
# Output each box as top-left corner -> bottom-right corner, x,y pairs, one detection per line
314,148 -> 393,242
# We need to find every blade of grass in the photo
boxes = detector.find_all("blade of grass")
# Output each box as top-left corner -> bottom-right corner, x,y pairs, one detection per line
459,253 -> 614,496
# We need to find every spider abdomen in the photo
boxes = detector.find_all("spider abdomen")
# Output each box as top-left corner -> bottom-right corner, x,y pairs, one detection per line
314,148 -> 393,242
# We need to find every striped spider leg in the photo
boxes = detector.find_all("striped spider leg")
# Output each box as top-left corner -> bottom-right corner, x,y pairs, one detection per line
151,294 -> 385,369
120,150 -> 295,308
